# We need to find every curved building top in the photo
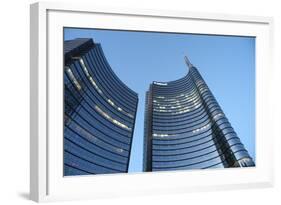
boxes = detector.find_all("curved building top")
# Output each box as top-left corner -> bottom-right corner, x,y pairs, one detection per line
152,56 -> 196,88
64,38 -> 138,97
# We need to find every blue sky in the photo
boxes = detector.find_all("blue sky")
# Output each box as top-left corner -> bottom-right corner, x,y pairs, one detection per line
64,28 -> 255,172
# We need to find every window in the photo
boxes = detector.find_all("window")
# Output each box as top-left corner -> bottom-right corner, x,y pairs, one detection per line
95,105 -> 132,131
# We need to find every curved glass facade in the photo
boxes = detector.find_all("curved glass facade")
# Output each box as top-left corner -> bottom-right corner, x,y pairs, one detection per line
64,38 -> 138,176
143,57 -> 255,172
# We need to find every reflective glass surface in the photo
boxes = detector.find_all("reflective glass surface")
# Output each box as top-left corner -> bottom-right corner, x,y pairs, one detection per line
64,39 -> 138,176
143,64 -> 255,172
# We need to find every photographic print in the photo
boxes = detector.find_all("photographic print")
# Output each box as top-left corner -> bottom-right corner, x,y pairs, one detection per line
63,28 -> 255,176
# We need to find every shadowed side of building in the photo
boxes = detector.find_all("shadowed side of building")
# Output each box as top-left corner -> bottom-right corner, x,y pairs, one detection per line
64,38 -> 138,176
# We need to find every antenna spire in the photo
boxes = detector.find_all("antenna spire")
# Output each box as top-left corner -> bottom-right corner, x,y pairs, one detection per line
184,55 -> 193,69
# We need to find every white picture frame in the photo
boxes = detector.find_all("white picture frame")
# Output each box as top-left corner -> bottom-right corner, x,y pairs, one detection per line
30,1 -> 274,202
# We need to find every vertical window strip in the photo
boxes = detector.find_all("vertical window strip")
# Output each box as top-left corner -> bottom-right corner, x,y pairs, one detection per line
65,66 -> 82,91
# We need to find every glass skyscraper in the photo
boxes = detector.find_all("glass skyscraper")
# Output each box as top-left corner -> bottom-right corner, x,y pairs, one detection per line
143,56 -> 255,172
64,38 -> 138,176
